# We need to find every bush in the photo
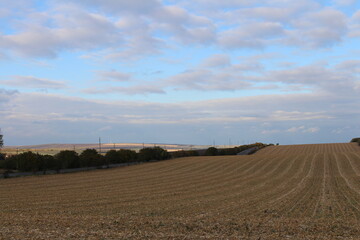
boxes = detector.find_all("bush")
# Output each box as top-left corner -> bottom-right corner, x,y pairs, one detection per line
218,148 -> 238,155
350,138 -> 360,146
351,138 -> 360,146
80,149 -> 103,167
138,147 -> 170,162
118,149 -> 137,163
201,143 -> 268,157
0,131 -> 3,149
55,150 -> 80,169
205,147 -> 218,156
105,149 -> 138,164
15,151 -> 41,172
3,155 -> 17,170
2,153 -> 55,173
171,150 -> 199,158
105,150 -> 118,164
40,155 -> 56,173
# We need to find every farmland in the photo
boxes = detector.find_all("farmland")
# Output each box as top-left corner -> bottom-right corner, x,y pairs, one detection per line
1,143 -> 213,156
1,143 -> 360,239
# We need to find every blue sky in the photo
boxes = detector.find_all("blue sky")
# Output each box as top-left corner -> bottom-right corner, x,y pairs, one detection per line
0,0 -> 359,146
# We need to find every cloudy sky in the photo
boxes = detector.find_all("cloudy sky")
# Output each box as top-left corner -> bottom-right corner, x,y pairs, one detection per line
0,0 -> 359,146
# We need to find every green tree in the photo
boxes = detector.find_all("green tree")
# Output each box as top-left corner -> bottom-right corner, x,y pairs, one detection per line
3,155 -> 17,170
118,149 -> 137,163
80,149 -> 103,167
0,129 -> 4,166
16,151 -> 40,172
0,129 -> 3,149
39,154 -> 55,174
171,150 -> 199,158
205,147 -> 218,156
55,150 -> 80,169
105,150 -> 119,164
138,147 -> 170,162
351,138 -> 360,145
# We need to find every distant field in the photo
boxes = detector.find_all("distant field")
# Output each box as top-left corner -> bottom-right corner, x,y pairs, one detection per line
2,143 -> 213,155
1,143 -> 360,239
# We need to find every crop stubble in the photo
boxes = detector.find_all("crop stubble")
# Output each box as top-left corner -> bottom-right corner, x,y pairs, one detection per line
1,143 -> 360,239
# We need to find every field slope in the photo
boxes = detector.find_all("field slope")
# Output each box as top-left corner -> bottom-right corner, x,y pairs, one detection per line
1,143 -> 360,239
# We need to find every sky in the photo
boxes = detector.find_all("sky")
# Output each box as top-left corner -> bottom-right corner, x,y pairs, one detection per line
0,0 -> 360,146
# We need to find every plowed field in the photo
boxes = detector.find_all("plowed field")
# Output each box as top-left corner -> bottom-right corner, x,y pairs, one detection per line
1,143 -> 360,239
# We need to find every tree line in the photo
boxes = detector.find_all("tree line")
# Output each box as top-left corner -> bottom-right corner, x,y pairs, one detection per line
351,138 -> 360,146
0,147 -> 170,174
171,142 -> 269,157
0,129 -> 272,178
0,143 -> 269,175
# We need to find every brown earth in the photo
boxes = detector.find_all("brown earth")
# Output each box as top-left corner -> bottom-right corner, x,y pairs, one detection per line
1,143 -> 360,239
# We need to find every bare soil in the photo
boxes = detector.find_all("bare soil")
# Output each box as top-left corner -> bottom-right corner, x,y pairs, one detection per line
1,143 -> 360,239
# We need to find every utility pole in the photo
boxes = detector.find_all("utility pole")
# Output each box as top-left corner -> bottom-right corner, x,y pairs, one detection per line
99,137 -> 102,154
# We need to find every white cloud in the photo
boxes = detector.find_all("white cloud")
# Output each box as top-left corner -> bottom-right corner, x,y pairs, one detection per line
0,51 -> 9,60
0,8 -> 9,18
154,59 -> 359,94
66,1 -> 215,56
249,7 -> 299,21
287,126 -> 305,132
230,62 -> 264,73
263,62 -> 358,94
1,89 -> 358,145
303,127 -> 320,133
84,85 -> 165,95
98,126 -> 112,132
0,5 -> 123,58
0,92 -> 337,126
331,126 -> 350,134
0,0 -> 355,60
89,58 -> 360,95
285,8 -> 347,48
167,69 -> 252,91
333,0 -> 356,6
349,10 -> 360,38
335,60 -> 360,72
191,0 -> 256,8
285,126 -> 320,133
228,7 -> 292,22
1,76 -> 67,89
201,54 -> 231,68
0,0 -> 34,17
152,6 -> 216,44
219,22 -> 284,49
271,111 -> 332,121
186,0 -> 348,50
354,81 -> 360,91
262,129 -> 280,134
0,88 -> 18,106
96,70 -> 132,82
73,0 -> 161,15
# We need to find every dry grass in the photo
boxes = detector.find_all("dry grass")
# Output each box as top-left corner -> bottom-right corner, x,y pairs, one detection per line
1,143 -> 360,239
